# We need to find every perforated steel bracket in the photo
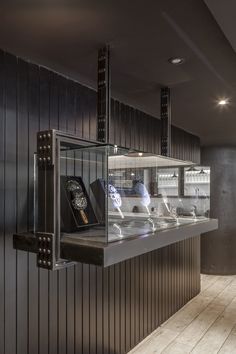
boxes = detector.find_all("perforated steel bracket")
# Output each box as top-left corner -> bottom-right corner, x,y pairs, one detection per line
97,45 -> 110,143
161,87 -> 171,156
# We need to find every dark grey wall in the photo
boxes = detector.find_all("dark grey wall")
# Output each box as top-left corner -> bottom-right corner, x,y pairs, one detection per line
0,49 -> 201,354
201,146 -> 236,275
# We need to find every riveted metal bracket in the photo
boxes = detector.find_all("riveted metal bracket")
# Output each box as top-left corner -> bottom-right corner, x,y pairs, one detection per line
37,130 -> 54,167
36,232 -> 54,270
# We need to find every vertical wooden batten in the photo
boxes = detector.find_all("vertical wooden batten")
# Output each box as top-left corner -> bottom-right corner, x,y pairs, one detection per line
0,49 -> 201,354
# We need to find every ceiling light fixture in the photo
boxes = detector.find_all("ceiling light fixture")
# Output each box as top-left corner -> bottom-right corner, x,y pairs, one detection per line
171,172 -> 178,178
218,99 -> 229,106
187,166 -> 198,172
168,57 -> 185,65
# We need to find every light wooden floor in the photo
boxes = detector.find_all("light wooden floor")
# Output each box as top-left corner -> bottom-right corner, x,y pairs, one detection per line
129,274 -> 236,354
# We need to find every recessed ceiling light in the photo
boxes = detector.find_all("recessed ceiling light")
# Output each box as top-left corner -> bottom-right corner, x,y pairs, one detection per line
218,99 -> 229,106
168,57 -> 185,65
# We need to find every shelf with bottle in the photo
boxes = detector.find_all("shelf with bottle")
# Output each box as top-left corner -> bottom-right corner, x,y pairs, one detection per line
185,182 -> 209,185
158,185 -> 179,188
157,168 -> 179,197
184,167 -> 210,185
184,166 -> 210,197
157,169 -> 178,184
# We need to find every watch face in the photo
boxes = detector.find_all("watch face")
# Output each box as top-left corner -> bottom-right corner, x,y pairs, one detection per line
108,183 -> 122,208
66,180 -> 83,193
66,179 -> 87,210
72,195 -> 87,210
108,184 -> 116,194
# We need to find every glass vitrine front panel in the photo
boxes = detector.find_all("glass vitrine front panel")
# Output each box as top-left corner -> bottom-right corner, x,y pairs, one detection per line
59,144 -> 108,242
34,143 -> 211,243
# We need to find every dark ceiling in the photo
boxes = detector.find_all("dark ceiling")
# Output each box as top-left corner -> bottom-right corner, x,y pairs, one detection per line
0,0 -> 236,146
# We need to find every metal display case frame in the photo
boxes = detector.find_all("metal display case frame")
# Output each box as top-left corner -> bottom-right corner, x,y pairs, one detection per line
29,129 -> 98,270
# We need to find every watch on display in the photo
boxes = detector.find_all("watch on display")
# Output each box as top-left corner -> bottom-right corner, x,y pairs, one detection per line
108,183 -> 124,219
133,180 -> 151,215
61,176 -> 98,232
66,180 -> 89,224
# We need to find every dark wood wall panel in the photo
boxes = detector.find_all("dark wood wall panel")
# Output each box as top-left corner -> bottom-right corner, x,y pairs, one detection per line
0,48 -> 4,354
5,52 -> 17,354
0,49 -> 201,354
109,101 -> 200,163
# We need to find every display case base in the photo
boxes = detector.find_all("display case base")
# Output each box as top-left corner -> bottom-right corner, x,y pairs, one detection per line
13,218 -> 218,267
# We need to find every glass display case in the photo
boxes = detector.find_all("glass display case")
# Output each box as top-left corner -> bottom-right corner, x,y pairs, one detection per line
13,130 -> 216,270
37,141 -> 210,244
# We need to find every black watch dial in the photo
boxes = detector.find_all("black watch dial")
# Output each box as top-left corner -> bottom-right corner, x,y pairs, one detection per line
66,180 -> 87,210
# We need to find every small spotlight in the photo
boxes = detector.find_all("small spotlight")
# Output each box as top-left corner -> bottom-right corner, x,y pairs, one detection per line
138,152 -> 143,156
168,57 -> 185,65
218,99 -> 229,106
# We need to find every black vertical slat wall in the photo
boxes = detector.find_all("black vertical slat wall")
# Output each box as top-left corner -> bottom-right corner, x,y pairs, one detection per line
0,50 -> 201,354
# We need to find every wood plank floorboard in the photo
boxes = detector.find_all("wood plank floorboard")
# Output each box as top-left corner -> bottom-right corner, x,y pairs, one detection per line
129,275 -> 236,354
